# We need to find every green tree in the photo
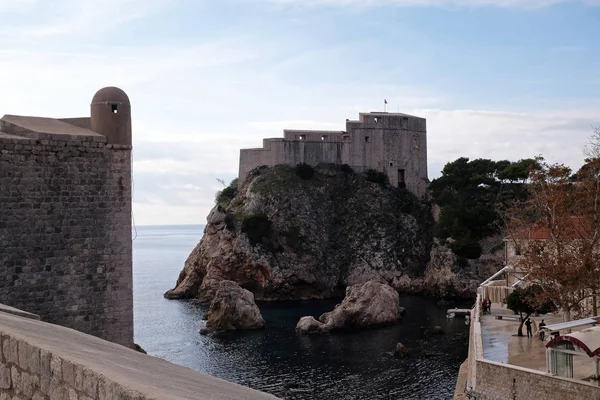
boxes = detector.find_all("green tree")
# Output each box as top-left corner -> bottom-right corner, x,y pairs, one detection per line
430,157 -> 532,259
505,285 -> 556,336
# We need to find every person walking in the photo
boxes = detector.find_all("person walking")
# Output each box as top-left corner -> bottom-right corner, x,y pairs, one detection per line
486,296 -> 492,314
525,318 -> 533,338
482,298 -> 488,315
539,319 -> 547,340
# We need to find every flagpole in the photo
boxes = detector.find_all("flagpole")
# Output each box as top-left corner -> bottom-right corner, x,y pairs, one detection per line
384,100 -> 387,113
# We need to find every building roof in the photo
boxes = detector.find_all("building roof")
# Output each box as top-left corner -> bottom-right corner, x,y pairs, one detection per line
360,111 -> 421,118
546,325 -> 600,357
504,217 -> 590,241
91,86 -> 130,105
0,115 -> 101,137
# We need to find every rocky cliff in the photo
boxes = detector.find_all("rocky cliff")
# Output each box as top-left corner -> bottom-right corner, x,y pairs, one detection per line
165,164 -> 482,302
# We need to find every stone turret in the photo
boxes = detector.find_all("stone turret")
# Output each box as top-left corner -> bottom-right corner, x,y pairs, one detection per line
91,86 -> 132,146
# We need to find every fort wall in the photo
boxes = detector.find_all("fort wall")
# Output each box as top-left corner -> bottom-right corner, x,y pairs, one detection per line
0,87 -> 134,347
239,112 -> 428,197
0,131 -> 133,347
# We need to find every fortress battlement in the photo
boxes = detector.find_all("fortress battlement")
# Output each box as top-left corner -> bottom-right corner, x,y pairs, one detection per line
239,112 -> 428,196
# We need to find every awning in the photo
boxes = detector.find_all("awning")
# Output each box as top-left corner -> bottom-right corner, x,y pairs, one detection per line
546,325 -> 600,357
542,317 -> 600,333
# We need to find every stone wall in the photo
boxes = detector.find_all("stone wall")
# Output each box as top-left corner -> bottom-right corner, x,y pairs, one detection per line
0,310 -> 278,400
0,131 -> 133,346
238,112 -> 428,197
473,360 -> 600,400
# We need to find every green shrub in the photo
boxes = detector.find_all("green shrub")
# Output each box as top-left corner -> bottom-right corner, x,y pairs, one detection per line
215,179 -> 238,205
364,169 -> 388,186
294,163 -> 315,180
241,212 -> 272,247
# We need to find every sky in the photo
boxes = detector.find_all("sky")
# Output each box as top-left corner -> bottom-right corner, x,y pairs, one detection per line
0,0 -> 598,225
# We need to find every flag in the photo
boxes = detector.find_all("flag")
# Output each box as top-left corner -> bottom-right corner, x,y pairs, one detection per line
384,99 -> 388,104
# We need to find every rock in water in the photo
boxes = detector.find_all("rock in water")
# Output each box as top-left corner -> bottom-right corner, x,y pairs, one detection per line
295,316 -> 330,334
204,280 -> 265,332
394,343 -> 410,358
321,281 -> 403,329
296,280 -> 402,334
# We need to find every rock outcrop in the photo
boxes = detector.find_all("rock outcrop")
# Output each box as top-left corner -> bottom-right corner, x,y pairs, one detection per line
393,343 -> 410,358
200,280 -> 265,334
295,316 -> 330,334
165,165 -> 435,302
295,281 -> 403,333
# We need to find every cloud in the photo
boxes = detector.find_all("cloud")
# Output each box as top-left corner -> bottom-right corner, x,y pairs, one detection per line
0,0 -> 173,37
128,104 -> 599,225
265,0 -> 600,8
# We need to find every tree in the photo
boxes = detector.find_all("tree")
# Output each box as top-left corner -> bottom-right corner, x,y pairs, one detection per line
503,135 -> 600,321
430,158 -> 533,258
506,285 -> 556,336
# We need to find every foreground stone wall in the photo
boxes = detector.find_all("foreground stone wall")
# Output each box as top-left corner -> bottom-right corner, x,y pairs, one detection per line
0,131 -> 132,346
474,360 -> 600,400
0,310 -> 278,400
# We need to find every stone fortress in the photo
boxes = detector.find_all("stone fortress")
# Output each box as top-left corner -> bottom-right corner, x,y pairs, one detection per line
0,87 -> 133,347
239,112 -> 428,196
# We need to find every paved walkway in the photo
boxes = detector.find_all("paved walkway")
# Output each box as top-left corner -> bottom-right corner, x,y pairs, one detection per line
481,304 -> 596,380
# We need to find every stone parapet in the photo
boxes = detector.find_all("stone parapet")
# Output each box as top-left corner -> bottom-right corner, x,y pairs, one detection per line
0,312 -> 279,400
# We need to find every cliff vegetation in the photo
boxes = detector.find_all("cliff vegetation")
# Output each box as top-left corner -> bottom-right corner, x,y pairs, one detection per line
165,164 -> 479,301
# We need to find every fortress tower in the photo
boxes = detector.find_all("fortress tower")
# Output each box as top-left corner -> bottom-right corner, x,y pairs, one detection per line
0,87 -> 133,346
239,112 -> 428,196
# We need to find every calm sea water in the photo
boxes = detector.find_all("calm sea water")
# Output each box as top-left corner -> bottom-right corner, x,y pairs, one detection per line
133,225 -> 470,400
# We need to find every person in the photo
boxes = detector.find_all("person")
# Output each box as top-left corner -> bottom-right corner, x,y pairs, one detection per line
525,318 -> 533,338
486,296 -> 492,314
482,298 -> 488,315
539,319 -> 547,341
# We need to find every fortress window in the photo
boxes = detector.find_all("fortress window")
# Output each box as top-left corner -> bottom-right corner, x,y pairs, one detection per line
365,136 -> 370,143
343,135 -> 350,142
401,118 -> 408,129
389,162 -> 393,167
321,135 -> 327,141
398,169 -> 406,188
373,117 -> 378,123
299,135 -> 306,140
111,104 -> 118,114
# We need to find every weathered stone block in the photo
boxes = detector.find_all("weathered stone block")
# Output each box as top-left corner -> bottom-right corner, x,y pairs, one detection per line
26,345 -> 40,375
32,392 -> 45,400
61,359 -> 75,386
9,367 -> 19,392
19,370 -> 34,397
82,367 -> 97,398
49,384 -> 67,400
68,387 -> 79,400
17,341 -> 27,369
3,338 -> 18,365
49,354 -> 61,380
0,363 -> 11,389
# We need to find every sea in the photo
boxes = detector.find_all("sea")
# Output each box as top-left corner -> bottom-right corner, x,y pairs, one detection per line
133,224 -> 471,400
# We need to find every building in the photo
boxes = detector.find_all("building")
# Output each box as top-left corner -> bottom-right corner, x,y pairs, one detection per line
0,87 -> 133,346
238,112 -> 428,197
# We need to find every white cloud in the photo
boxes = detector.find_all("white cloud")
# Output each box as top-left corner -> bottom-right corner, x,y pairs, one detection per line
265,0 -> 600,9
0,0 -> 173,37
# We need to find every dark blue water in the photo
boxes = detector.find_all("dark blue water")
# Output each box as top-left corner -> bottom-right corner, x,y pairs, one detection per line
133,225 -> 470,400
